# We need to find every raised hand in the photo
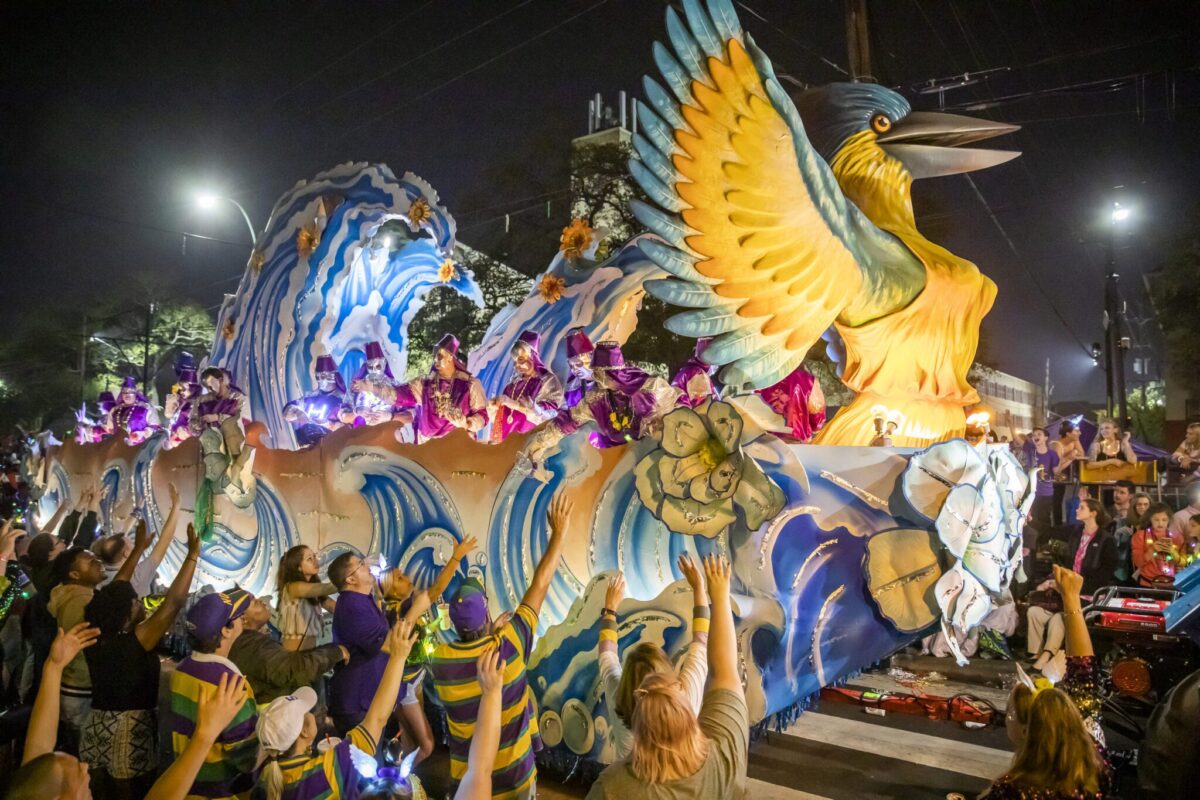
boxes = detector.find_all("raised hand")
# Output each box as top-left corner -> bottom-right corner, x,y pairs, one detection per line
186,522 -> 201,557
453,535 -> 478,561
477,645 -> 505,696
489,611 -> 513,635
386,618 -> 420,664
134,518 -> 151,551
196,672 -> 247,741
702,554 -> 731,600
547,493 -> 573,540
49,623 -> 100,668
1052,564 -> 1084,602
168,482 -> 180,509
0,519 -> 20,561
605,571 -> 626,612
677,554 -> 708,606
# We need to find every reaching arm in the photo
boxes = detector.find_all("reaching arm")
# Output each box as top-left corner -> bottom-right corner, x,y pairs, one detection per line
520,494 -> 572,615
145,483 -> 182,573
703,554 -> 741,694
1054,565 -> 1093,659
23,624 -> 99,764
361,620 -> 418,744
146,673 -> 248,800
137,523 -> 201,650
456,647 -> 504,800
676,555 -> 711,707
404,536 -> 477,624
113,519 -> 151,586
287,580 -> 338,600
39,500 -> 71,539
598,572 -> 625,698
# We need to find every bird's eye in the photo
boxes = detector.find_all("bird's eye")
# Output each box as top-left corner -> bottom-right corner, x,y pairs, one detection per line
870,113 -> 892,134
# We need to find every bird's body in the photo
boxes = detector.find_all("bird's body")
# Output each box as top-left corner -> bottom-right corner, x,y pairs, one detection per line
631,0 -> 1018,447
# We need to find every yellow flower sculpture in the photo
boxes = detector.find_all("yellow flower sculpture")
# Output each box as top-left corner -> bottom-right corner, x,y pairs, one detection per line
635,401 -> 786,538
559,218 -> 594,260
296,224 -> 320,257
437,258 -> 457,283
249,251 -> 265,274
222,320 -> 236,341
538,273 -> 566,304
408,198 -> 432,227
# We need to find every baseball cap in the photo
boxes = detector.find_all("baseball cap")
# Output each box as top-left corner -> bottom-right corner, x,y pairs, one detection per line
448,576 -> 489,635
256,686 -> 318,752
185,587 -> 253,643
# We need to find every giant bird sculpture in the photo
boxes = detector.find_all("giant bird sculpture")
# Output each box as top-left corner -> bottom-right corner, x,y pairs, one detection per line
630,0 -> 1019,446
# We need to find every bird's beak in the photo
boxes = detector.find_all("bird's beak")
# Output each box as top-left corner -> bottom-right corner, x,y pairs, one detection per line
877,111 -> 1020,179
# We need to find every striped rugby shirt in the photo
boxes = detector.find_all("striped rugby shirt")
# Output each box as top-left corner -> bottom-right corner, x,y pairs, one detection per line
428,603 -> 542,800
275,724 -> 377,800
168,653 -> 259,800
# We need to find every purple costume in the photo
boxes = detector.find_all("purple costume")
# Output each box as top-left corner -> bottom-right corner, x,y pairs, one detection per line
559,342 -> 679,448
165,354 -> 201,448
397,335 -> 488,441
671,337 -> 721,408
107,376 -> 161,444
563,328 -> 596,409
76,391 -> 116,444
494,331 -> 564,441
285,354 -> 346,446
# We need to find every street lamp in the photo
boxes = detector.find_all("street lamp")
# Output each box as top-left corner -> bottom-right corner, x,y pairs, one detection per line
1111,202 -> 1131,223
195,191 -> 258,245
1104,200 -> 1132,430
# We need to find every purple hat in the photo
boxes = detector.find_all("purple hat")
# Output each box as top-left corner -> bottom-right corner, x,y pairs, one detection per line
355,341 -> 395,381
448,576 -> 489,636
314,354 -> 347,394
435,334 -> 468,373
120,376 -> 139,392
512,330 -> 545,371
185,587 -> 253,643
565,327 -> 594,359
97,391 -> 116,414
175,352 -> 198,384
592,342 -> 625,369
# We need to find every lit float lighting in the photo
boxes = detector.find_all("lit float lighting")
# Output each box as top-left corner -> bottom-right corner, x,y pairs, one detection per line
869,405 -> 904,447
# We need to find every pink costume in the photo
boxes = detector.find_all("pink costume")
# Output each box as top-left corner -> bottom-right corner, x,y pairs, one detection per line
493,331 -> 564,441
756,365 -> 827,443
396,334 -> 488,441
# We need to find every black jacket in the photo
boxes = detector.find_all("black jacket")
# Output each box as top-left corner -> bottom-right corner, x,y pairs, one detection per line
1064,524 -> 1119,595
228,627 -> 344,705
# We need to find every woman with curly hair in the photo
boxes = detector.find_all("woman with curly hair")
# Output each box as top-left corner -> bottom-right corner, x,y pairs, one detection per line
81,522 -> 201,799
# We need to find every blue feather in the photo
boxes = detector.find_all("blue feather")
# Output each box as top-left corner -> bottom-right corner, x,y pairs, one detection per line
631,134 -> 676,187
646,277 -> 724,309
637,238 -> 717,285
666,6 -> 706,80
631,200 -> 689,248
666,305 -> 745,337
683,0 -> 722,58
641,76 -> 686,130
635,101 -> 677,159
707,0 -> 742,42
653,41 -> 694,104
630,161 -> 684,213
724,346 -> 800,390
705,329 -> 763,364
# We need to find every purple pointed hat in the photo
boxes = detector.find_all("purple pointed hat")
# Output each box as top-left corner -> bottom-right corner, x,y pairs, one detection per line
355,341 -> 394,381
175,352 -> 198,384
565,327 -> 594,360
435,333 -> 468,372
314,355 -> 347,394
592,342 -> 625,369
511,330 -> 545,371
97,391 -> 116,414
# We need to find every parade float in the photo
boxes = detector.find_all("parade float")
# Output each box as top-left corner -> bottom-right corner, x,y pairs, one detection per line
37,0 -> 1031,769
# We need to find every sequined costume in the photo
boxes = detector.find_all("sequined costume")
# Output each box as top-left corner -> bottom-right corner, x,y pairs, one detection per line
396,334 -> 487,441
105,377 -> 161,445
492,331 -> 563,441
284,355 -> 347,447
75,391 -> 116,444
163,354 -> 201,449
558,342 -> 679,449
671,337 -> 721,409
562,327 -> 595,410
341,341 -> 402,427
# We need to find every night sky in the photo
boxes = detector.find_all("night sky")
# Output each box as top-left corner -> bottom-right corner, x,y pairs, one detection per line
2,0 -> 1198,403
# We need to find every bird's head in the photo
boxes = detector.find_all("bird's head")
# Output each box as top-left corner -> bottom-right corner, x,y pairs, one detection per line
795,83 -> 1018,227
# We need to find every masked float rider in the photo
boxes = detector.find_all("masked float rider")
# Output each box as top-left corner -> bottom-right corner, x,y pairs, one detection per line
105,376 -> 161,445
562,327 -> 595,409
284,355 -> 347,446
75,391 -> 117,444
395,334 -> 488,442
190,367 -> 250,488
490,330 -> 563,443
163,353 -> 202,448
339,341 -> 405,427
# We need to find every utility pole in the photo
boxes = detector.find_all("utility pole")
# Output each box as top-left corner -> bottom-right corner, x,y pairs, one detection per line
844,0 -> 876,83
79,315 -> 89,406
141,302 -> 156,397
1105,235 -> 1129,430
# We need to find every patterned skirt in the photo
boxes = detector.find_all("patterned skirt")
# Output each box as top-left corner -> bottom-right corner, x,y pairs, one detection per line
80,708 -> 158,779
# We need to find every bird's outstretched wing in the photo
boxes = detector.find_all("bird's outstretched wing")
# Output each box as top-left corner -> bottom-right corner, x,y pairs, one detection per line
631,0 -> 890,390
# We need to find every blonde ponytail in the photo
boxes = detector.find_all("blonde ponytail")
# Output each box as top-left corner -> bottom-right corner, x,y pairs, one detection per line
258,752 -> 286,800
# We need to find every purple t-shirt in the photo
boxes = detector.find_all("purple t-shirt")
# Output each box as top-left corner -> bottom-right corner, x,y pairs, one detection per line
330,591 -> 388,717
1033,448 -> 1060,497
